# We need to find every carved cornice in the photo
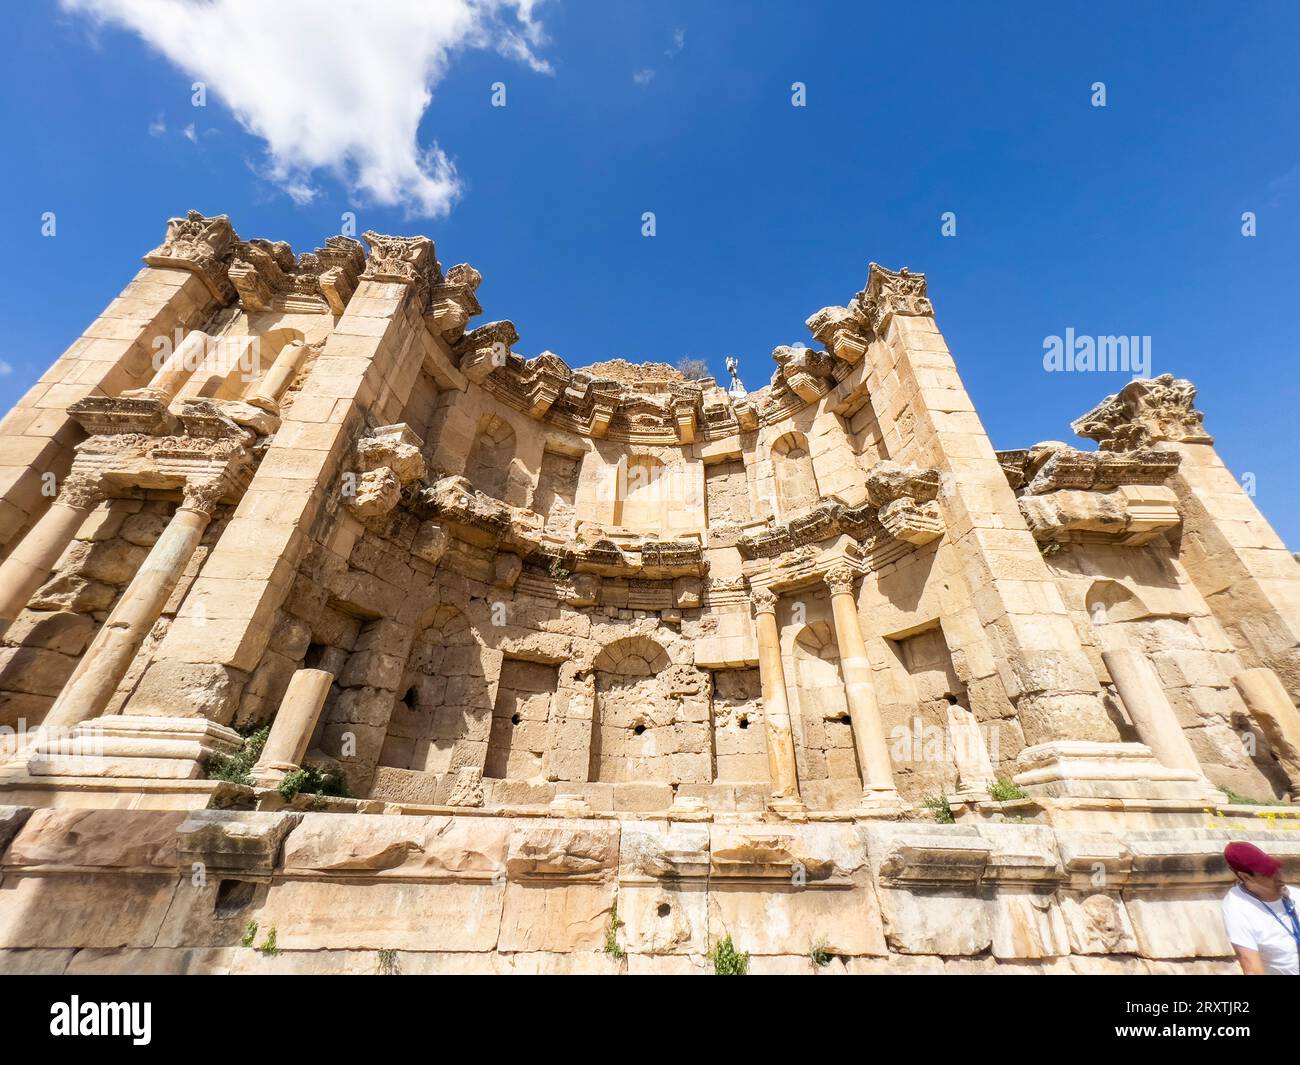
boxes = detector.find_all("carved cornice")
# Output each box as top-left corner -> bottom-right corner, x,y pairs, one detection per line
427,263 -> 484,343
1072,374 -> 1213,451
852,264 -> 933,336
144,210 -> 238,303
230,235 -> 366,315
806,306 -> 869,364
361,231 -> 441,312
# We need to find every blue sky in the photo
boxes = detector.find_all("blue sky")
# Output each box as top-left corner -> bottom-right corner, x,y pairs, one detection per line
2,1 -> 1297,543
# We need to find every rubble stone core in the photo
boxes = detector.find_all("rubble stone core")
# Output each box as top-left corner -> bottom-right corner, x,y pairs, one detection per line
0,213 -> 1298,974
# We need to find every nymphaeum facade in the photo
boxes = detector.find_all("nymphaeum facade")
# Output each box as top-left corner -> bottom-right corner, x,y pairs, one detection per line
0,212 -> 1298,974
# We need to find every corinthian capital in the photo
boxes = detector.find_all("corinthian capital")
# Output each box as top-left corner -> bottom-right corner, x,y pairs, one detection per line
750,587 -> 778,616
1071,374 -> 1213,451
823,564 -> 859,595
362,231 -> 440,312
852,264 -> 933,335
144,210 -> 238,303
57,472 -> 109,510
180,479 -> 226,517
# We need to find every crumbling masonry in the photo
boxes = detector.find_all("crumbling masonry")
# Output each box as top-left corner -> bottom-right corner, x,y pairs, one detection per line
0,212 -> 1299,973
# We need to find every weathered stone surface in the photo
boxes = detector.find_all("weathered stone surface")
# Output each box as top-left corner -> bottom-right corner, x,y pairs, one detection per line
176,811 -> 302,875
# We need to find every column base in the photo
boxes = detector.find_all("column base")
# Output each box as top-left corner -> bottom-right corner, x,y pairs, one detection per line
1012,741 -> 1224,802
766,795 -> 808,820
0,715 -> 242,784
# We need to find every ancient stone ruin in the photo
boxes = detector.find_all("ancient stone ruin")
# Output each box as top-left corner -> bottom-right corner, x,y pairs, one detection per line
0,211 -> 1298,973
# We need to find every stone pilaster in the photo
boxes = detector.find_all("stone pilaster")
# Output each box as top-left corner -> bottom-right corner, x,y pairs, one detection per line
750,587 -> 804,811
822,565 -> 898,800
122,242 -> 436,726
1075,375 -> 1300,705
860,264 -> 1119,748
0,214 -> 231,551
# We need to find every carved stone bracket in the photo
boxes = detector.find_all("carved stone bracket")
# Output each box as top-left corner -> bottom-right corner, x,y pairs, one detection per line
230,235 -> 366,315
455,320 -> 519,384
427,263 -> 484,343
806,306 -> 869,364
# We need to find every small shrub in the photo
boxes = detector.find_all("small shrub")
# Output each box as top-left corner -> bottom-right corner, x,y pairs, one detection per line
923,794 -> 954,824
240,919 -> 258,948
809,938 -> 832,968
205,724 -> 270,786
988,777 -> 1025,802
278,763 -> 351,801
259,926 -> 278,956
548,557 -> 571,581
712,935 -> 749,975
604,901 -> 625,959
377,949 -> 400,975
675,356 -> 712,381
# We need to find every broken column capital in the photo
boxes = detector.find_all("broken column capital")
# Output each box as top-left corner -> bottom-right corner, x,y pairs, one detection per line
852,263 -> 933,335
1072,374 -> 1214,451
143,209 -> 239,302
361,230 -> 441,311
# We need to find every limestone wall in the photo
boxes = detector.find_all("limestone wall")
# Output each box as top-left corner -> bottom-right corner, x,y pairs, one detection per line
0,805 -> 1291,975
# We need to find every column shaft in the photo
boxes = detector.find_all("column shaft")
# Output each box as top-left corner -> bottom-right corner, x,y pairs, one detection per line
0,476 -> 104,635
42,485 -> 218,733
825,570 -> 898,797
1101,648 -> 1203,776
251,667 -> 334,784
751,591 -> 802,803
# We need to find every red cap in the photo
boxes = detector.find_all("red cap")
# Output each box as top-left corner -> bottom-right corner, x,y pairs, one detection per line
1225,842 -> 1282,877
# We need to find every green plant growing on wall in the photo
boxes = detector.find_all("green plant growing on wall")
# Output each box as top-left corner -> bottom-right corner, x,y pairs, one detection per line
1223,789 -> 1290,808
923,794 -> 954,824
712,935 -> 749,975
278,764 -> 352,801
205,724 -> 270,786
988,777 -> 1025,802
241,920 -> 258,948
809,938 -> 832,968
604,901 -> 625,959
377,949 -> 400,975
259,926 -> 278,956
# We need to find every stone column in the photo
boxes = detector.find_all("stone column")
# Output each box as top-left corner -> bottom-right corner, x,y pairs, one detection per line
1101,648 -> 1204,777
246,340 -> 310,413
751,588 -> 803,808
250,668 -> 334,786
0,473 -> 106,637
1233,667 -> 1300,798
41,479 -> 223,734
823,566 -> 898,799
124,329 -> 211,404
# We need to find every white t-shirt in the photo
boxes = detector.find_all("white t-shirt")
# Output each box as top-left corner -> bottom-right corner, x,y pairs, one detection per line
1222,883 -> 1300,975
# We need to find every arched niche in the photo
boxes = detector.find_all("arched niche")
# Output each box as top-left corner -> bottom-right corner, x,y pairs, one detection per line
771,431 -> 820,517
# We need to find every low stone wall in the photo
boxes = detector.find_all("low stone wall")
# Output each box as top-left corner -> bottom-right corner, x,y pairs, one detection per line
0,805 -> 1290,975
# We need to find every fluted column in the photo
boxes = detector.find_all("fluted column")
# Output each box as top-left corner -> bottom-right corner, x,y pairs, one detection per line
250,668 -> 334,786
1101,648 -> 1204,777
823,565 -> 898,799
750,588 -> 802,807
0,473 -> 107,637
41,479 -> 223,734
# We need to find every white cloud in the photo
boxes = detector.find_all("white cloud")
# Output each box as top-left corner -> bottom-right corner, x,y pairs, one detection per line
633,68 -> 655,86
666,28 -> 685,58
62,0 -> 552,217
0,361 -> 13,376
182,122 -> 197,144
148,113 -> 166,136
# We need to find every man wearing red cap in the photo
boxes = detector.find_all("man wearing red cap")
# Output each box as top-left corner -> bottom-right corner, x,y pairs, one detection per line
1221,841 -> 1300,975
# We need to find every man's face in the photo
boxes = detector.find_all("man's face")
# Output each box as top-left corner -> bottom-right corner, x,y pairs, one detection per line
1238,870 -> 1285,901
